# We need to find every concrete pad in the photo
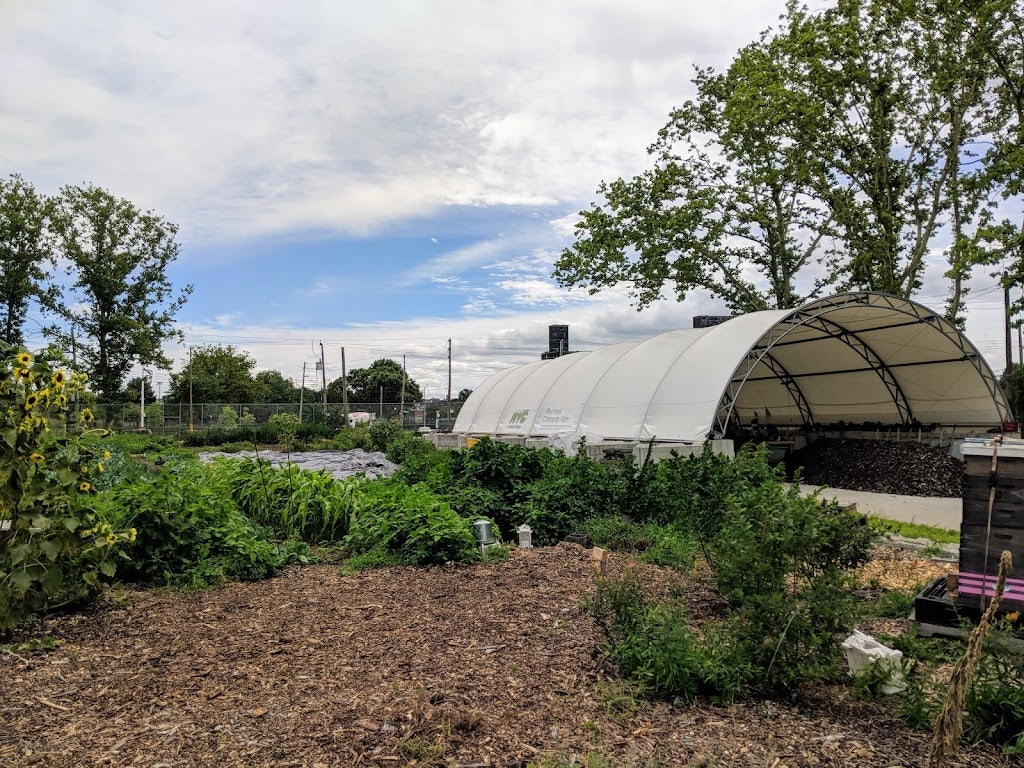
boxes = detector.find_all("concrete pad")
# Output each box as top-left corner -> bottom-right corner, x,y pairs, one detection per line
797,484 -> 961,531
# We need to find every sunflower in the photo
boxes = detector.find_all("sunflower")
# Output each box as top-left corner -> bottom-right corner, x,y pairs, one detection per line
105,533 -> 118,544
23,393 -> 38,411
96,461 -> 104,473
28,452 -> 45,464
128,528 -> 138,543
52,370 -> 66,388
79,481 -> 91,492
15,351 -> 31,367
103,451 -> 111,461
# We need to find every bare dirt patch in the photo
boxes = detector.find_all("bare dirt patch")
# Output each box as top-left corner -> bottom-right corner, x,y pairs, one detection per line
0,545 -> 1002,767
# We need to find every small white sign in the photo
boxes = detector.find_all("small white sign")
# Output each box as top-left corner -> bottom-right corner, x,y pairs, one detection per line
535,406 -> 580,431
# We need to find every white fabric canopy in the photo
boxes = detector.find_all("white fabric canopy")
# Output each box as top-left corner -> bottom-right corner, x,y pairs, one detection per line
453,293 -> 1011,443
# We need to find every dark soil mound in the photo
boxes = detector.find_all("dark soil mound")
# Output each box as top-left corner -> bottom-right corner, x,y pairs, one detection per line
786,437 -> 964,497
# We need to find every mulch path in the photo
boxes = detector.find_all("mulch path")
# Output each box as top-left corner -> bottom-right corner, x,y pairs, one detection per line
0,544 -> 1007,768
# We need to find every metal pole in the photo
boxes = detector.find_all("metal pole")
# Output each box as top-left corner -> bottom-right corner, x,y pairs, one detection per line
379,385 -> 383,419
139,374 -> 145,430
1018,288 -> 1023,364
299,362 -> 306,423
188,346 -> 194,432
400,354 -> 406,428
1006,279 -> 1013,373
447,337 -> 452,421
319,341 -> 327,410
341,347 -> 349,427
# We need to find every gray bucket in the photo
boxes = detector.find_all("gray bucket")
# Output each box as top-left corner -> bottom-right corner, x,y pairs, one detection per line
472,519 -> 495,545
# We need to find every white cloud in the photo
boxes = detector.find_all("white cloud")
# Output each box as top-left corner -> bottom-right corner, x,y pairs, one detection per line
0,0 -> 786,245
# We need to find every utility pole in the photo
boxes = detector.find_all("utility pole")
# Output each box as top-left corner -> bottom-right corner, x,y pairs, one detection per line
1006,279 -> 1013,373
341,347 -> 349,427
447,337 -> 452,422
319,341 -> 327,414
1018,288 -> 1023,365
139,375 -> 145,430
400,354 -> 406,428
188,346 -> 194,432
299,362 -> 306,423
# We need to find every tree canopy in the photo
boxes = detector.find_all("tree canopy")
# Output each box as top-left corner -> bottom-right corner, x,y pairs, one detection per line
329,358 -> 423,404
555,0 -> 1022,322
48,184 -> 192,402
117,375 -> 157,404
167,345 -> 262,404
0,175 -> 55,345
254,370 -> 301,403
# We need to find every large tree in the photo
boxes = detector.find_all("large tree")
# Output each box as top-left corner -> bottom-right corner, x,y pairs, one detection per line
555,1 -> 1008,318
117,374 -> 157,404
0,175 -> 55,345
254,369 -> 301,403
167,344 -> 262,404
333,358 -> 422,404
48,184 -> 191,401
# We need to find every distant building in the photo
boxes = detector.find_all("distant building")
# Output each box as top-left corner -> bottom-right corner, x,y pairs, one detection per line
693,315 -> 732,329
541,324 -> 570,359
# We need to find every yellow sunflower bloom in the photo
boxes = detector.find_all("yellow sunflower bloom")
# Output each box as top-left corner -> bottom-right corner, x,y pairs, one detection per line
79,408 -> 94,422
79,481 -> 91,492
52,370 -> 66,387
103,451 -> 111,461
96,461 -> 104,473
128,528 -> 138,543
15,352 -> 32,367
105,533 -> 118,544
28,452 -> 45,464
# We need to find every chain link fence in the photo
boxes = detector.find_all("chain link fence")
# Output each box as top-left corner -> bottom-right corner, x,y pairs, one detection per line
88,401 -> 466,435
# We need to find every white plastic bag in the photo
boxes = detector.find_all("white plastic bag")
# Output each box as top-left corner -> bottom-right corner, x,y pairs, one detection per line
841,629 -> 906,694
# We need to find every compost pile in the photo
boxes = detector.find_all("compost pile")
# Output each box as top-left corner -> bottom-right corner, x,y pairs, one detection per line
0,545 -> 1001,768
787,437 -> 964,497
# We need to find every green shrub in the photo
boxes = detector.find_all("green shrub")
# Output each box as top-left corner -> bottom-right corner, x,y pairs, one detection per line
219,405 -> 239,429
368,419 -> 402,452
583,515 -> 696,570
963,632 -> 1024,753
344,480 -> 477,565
708,482 -> 876,692
587,572 -> 752,703
588,463 -> 875,701
97,464 -> 309,588
266,413 -> 301,449
209,457 -> 357,542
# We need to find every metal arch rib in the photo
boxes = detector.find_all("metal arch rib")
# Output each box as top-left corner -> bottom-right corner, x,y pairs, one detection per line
715,303 -> 915,434
716,350 -> 814,431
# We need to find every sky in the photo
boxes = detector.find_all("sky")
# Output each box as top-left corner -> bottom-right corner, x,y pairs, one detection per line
0,0 -> 1013,399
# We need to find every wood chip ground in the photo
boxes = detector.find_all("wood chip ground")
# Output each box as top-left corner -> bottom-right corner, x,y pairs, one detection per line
0,544 -> 1006,767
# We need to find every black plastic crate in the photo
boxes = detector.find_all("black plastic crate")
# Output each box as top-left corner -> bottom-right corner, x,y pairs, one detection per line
915,577 -> 980,627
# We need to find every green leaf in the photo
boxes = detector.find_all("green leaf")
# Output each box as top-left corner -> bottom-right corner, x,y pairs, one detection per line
9,569 -> 33,596
30,514 -> 51,531
39,539 -> 62,561
99,560 -> 116,578
62,516 -> 81,531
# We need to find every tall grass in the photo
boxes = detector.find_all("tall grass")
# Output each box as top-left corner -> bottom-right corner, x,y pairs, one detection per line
207,458 -> 359,542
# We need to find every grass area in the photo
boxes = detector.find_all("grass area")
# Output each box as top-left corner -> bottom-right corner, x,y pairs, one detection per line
868,515 -> 959,544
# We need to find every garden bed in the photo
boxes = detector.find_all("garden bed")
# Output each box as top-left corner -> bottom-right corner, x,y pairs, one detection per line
0,544 -> 1001,767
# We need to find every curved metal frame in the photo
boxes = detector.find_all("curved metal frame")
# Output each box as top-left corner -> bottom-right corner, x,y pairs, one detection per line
714,292 -> 1012,435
